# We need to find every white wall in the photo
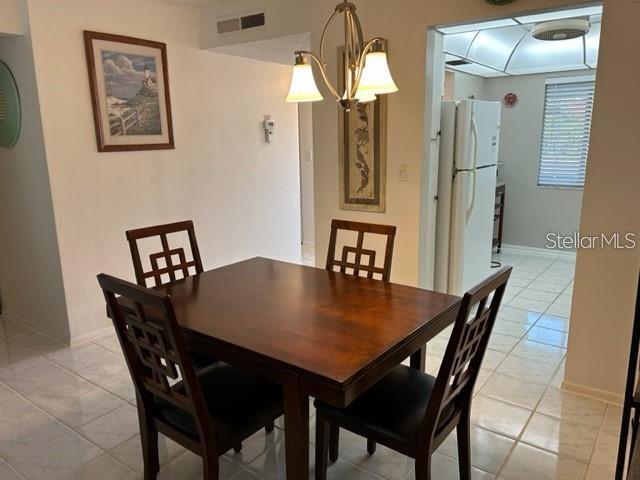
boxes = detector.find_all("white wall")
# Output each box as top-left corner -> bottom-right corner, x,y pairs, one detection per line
484,71 -> 585,249
452,71 -> 488,100
298,103 -> 315,245
565,0 -> 640,402
19,0 -> 301,344
0,22 -> 70,342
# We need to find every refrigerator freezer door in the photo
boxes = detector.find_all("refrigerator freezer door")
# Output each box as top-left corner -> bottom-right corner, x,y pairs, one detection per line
455,100 -> 501,171
448,165 -> 498,295
434,101 -> 457,293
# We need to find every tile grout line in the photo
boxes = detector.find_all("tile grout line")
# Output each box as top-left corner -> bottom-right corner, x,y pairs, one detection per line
0,371 -> 136,478
492,253 -> 592,480
0,339 -> 142,477
425,253 -> 575,477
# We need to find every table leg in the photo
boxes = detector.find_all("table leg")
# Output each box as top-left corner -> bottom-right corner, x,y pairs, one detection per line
284,382 -> 309,479
410,345 -> 426,371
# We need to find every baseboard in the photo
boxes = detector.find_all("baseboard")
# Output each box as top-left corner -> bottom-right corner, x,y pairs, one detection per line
500,244 -> 577,260
561,379 -> 623,405
69,326 -> 114,347
0,311 -> 68,347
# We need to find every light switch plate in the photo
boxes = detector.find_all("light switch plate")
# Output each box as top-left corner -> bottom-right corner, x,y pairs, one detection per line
399,164 -> 409,182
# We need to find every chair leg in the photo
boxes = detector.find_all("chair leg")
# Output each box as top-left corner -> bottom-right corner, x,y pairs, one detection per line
457,410 -> 472,480
367,438 -> 377,455
233,443 -> 242,453
328,423 -> 339,462
315,414 -> 330,480
203,454 -> 219,480
414,455 -> 431,480
265,420 -> 275,433
140,421 -> 159,480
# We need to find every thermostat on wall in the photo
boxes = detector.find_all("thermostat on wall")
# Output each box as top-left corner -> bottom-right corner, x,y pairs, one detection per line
263,119 -> 276,143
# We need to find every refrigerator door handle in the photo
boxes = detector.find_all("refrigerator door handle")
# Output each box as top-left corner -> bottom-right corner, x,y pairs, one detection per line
467,115 -> 479,221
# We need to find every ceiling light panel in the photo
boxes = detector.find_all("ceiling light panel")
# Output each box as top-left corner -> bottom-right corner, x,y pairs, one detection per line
443,31 -> 478,57
507,34 -> 585,74
515,6 -> 603,25
466,25 -> 528,70
439,18 -> 518,35
506,64 -> 589,76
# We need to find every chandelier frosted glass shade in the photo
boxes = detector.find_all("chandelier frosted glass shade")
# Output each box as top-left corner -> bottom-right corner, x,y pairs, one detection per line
357,51 -> 398,95
355,89 -> 377,103
285,63 -> 323,103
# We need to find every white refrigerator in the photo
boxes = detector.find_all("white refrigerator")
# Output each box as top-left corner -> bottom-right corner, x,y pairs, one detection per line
435,99 -> 501,296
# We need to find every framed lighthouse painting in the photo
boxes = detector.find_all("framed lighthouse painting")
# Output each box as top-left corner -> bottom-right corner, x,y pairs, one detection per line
84,31 -> 175,152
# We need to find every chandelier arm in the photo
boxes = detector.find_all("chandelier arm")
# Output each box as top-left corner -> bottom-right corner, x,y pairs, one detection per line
349,10 -> 364,53
297,50 -> 342,101
352,37 -> 386,96
345,10 -> 364,100
344,11 -> 355,100
319,9 -> 340,66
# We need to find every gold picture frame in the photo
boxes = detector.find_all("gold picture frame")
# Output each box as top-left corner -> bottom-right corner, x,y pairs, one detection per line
338,46 -> 388,213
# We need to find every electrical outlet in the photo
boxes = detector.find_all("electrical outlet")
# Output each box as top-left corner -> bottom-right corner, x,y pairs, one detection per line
399,164 -> 409,182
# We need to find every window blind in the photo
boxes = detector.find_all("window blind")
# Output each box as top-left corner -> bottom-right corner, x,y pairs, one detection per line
538,78 -> 596,188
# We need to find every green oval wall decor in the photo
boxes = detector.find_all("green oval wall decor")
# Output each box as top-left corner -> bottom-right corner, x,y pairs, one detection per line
0,61 -> 21,148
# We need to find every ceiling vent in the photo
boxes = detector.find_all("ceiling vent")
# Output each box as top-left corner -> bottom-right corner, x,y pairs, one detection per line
217,12 -> 266,35
532,18 -> 590,41
446,58 -> 472,66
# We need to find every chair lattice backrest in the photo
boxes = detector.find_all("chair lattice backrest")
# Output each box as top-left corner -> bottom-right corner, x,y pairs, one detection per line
422,267 -> 512,438
126,220 -> 204,288
97,274 -> 207,419
325,220 -> 396,281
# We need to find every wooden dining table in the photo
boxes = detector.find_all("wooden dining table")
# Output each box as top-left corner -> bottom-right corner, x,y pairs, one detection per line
132,256 -> 461,478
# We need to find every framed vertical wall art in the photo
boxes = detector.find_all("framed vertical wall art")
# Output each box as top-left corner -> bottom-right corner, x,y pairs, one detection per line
338,45 -> 388,213
84,31 -> 174,152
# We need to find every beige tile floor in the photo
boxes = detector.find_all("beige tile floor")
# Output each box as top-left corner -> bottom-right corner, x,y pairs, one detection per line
0,249 -> 621,479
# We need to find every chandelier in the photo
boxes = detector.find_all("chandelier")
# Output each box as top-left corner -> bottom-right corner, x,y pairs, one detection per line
285,1 -> 398,111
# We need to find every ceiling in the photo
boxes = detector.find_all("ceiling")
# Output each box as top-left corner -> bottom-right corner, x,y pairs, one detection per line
211,33 -> 310,65
438,5 -> 602,78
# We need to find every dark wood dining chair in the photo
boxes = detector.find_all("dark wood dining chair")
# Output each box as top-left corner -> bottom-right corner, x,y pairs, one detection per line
314,266 -> 512,480
97,273 -> 283,480
126,220 -> 226,376
325,219 -> 396,282
126,220 -> 204,288
325,219 -> 397,459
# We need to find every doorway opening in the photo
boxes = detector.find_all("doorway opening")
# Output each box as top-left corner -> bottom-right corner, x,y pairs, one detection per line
423,3 -> 602,296
418,5 -> 609,477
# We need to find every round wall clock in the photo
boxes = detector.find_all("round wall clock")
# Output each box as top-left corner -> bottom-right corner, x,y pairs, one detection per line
0,61 -> 21,149
504,92 -> 518,108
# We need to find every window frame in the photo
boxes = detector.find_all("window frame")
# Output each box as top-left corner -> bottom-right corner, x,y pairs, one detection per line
537,74 -> 596,190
